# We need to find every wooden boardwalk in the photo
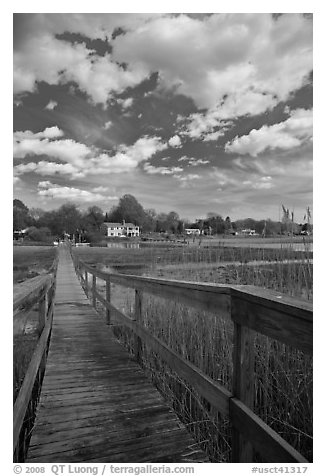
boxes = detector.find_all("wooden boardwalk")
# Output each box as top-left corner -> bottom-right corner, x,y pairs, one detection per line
26,246 -> 208,463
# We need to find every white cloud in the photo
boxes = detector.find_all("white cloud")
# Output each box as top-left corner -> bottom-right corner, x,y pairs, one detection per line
178,111 -> 232,140
14,126 -> 64,141
242,176 -> 274,190
143,164 -> 183,175
14,161 -> 83,178
14,14 -> 312,116
14,32 -> 148,105
225,108 -> 313,156
117,97 -> 134,110
178,156 -> 210,166
174,173 -> 201,188
92,186 -> 112,193
112,13 -> 312,114
203,131 -> 227,142
103,121 -> 113,130
168,135 -> 182,147
14,127 -> 167,177
45,100 -> 58,110
37,181 -> 118,202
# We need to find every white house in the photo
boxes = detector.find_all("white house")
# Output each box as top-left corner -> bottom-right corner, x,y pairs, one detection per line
241,229 -> 257,236
102,221 -> 140,238
124,223 -> 140,237
185,228 -> 201,235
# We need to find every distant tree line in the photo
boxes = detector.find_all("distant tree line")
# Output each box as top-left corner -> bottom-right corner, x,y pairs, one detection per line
13,195 -> 312,244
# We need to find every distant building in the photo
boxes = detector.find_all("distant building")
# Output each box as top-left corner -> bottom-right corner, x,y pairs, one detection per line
185,228 -> 201,235
241,229 -> 257,236
101,221 -> 140,237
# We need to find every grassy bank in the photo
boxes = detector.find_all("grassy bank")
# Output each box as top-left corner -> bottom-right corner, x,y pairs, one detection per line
74,243 -> 313,461
13,246 -> 56,283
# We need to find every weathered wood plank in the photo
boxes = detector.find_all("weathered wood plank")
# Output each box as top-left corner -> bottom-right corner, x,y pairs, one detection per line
28,427 -> 195,461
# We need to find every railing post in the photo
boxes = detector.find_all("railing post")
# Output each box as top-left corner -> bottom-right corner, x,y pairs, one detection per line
134,289 -> 142,362
231,296 -> 255,462
105,277 -> 111,325
92,274 -> 97,308
85,270 -> 88,296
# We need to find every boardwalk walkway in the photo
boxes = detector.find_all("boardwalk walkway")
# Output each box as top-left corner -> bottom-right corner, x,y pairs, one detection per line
26,246 -> 208,463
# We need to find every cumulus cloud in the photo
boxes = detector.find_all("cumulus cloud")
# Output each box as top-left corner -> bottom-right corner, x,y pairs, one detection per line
45,100 -> 58,110
37,181 -> 118,202
117,97 -> 134,110
178,111 -> 232,140
14,32 -> 148,105
225,108 -> 313,156
143,164 -> 183,175
168,135 -> 182,147
113,13 -> 312,114
103,121 -> 113,130
178,157 -> 210,166
14,126 -> 64,141
14,127 -> 167,177
14,14 -> 312,116
14,161 -> 83,178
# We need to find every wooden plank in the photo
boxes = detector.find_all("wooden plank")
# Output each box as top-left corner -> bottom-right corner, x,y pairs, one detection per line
28,427 -> 195,462
108,302 -> 232,415
230,398 -> 309,463
29,418 -> 183,453
30,406 -> 176,439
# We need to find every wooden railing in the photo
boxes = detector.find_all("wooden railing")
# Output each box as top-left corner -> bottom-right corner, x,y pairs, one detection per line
71,252 -> 312,463
13,255 -> 58,461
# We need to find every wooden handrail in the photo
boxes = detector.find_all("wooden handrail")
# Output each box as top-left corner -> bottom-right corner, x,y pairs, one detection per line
13,253 -> 58,461
71,253 -> 313,463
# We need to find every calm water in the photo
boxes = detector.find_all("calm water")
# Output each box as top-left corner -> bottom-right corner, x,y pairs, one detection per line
105,240 -> 312,252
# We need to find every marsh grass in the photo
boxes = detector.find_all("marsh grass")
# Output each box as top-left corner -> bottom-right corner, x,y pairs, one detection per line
13,246 -> 56,284
76,242 -> 313,461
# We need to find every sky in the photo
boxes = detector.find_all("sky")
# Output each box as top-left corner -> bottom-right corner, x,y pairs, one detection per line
13,12 -> 313,222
